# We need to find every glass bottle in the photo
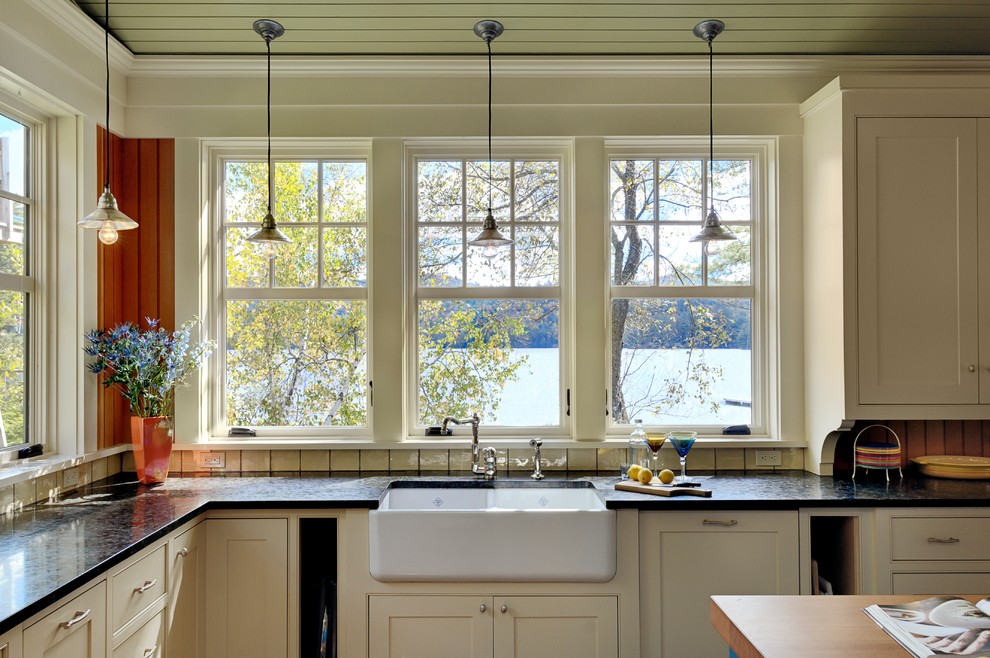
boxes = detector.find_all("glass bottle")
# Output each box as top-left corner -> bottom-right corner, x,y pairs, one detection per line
623,419 -> 647,478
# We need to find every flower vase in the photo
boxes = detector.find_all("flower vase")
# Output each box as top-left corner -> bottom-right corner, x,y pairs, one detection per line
130,416 -> 172,484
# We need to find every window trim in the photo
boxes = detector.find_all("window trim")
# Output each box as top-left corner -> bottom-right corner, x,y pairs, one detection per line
0,97 -> 46,455
603,137 -> 776,438
404,139 -> 574,439
208,140 -> 374,440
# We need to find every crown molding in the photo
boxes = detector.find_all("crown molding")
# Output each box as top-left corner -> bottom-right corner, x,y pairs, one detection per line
127,54 -> 990,79
32,0 -> 135,73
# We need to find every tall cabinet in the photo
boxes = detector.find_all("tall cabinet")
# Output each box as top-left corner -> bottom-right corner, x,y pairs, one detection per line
801,77 -> 990,474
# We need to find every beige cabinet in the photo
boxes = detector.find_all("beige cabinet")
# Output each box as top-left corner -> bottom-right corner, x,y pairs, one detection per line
857,117 -> 981,405
167,521 -> 205,657
23,582 -> 107,658
0,626 -> 22,658
876,508 -> 990,595
368,594 -> 618,658
203,518 -> 288,658
112,608 -> 165,658
639,510 -> 799,658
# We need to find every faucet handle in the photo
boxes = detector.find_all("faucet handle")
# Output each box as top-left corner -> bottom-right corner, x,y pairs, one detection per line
529,438 -> 542,448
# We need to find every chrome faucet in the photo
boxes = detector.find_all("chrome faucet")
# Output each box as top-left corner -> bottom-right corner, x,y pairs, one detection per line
529,438 -> 544,480
441,413 -> 487,476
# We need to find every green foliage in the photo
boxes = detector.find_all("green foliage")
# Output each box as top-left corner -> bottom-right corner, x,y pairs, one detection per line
84,318 -> 215,419
0,290 -> 25,446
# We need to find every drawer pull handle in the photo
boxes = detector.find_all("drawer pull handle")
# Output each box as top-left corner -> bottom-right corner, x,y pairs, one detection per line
928,536 -> 961,544
177,547 -> 189,558
501,604 -> 508,613
703,519 -> 738,527
142,647 -> 158,658
134,579 -> 158,594
59,609 -> 90,629
480,603 -> 486,613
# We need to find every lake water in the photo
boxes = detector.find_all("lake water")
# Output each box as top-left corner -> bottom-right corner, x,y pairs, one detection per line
488,348 -> 752,427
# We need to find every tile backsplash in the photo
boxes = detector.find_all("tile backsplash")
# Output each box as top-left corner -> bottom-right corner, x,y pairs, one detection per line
1,446 -> 803,515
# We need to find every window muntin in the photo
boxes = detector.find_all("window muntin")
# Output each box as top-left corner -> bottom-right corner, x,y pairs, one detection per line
0,112 -> 30,448
221,158 -> 368,431
609,154 -> 757,430
413,155 -> 564,431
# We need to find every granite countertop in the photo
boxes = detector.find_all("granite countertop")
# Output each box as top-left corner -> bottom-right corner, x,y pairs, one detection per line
1,470 -> 989,634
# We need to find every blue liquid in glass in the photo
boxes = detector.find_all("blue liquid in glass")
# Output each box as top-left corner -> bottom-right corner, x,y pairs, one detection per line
668,437 -> 695,457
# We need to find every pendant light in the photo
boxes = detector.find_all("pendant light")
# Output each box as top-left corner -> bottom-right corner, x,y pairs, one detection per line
77,0 -> 138,245
689,20 -> 736,246
247,19 -> 290,258
468,20 -> 512,259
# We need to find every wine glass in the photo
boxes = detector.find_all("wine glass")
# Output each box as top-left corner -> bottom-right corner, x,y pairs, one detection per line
667,431 -> 698,484
645,434 -> 666,483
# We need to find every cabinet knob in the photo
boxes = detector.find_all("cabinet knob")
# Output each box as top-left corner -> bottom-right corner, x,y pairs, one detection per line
177,547 -> 189,558
500,604 -> 508,614
58,609 -> 91,630
969,365 -> 977,373
480,603 -> 486,613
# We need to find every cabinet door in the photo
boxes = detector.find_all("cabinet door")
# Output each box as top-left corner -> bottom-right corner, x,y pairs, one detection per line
0,626 -> 22,658
203,518 -> 288,658
23,582 -> 107,658
892,572 -> 990,596
167,522 -> 204,657
369,595 -> 492,658
640,511 -> 799,658
857,117 -> 979,405
493,596 -> 617,658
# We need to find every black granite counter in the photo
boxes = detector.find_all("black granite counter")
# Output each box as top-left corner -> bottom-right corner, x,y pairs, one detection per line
1,470 -> 988,634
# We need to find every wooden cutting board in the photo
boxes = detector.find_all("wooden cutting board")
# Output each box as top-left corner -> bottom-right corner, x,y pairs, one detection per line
614,481 -> 712,497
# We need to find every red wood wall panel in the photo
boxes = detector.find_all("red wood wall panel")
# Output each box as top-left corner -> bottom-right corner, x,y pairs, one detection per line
95,127 -> 175,448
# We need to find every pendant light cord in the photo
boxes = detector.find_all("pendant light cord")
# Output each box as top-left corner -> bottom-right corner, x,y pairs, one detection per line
708,36 -> 714,214
266,35 -> 273,215
103,0 -> 110,190
487,36 -> 493,213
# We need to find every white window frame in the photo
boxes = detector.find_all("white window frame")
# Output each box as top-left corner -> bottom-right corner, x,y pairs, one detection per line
405,139 -> 573,439
0,97 -> 45,455
604,137 -> 777,438
208,140 -> 373,440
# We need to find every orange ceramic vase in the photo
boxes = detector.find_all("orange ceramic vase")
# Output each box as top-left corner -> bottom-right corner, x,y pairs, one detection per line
130,416 -> 172,484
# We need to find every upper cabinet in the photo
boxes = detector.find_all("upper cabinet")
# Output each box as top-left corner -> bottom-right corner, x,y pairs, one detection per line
801,77 -> 990,474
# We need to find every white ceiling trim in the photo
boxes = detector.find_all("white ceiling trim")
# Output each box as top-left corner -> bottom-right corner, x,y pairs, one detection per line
33,0 -> 135,73
127,54 -> 990,79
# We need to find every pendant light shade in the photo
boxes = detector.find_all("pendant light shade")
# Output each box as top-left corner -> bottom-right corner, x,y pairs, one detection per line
78,0 -> 138,245
689,19 -> 736,246
247,19 -> 290,253
468,20 -> 512,257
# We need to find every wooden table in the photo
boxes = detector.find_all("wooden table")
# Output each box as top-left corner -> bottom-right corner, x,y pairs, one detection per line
711,594 -> 984,658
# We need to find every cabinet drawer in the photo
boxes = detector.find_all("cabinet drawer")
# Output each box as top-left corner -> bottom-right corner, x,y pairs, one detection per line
892,572 -> 990,595
112,545 -> 166,632
113,608 -> 164,658
24,581 -> 107,658
890,517 -> 990,561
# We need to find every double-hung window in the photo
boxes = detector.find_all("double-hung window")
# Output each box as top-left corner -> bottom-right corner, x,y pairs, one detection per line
411,143 -> 568,434
0,110 -> 32,449
220,150 -> 369,436
608,141 -> 769,434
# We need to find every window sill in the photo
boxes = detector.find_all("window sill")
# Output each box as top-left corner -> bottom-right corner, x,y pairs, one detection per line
183,436 -> 809,450
0,444 -> 130,488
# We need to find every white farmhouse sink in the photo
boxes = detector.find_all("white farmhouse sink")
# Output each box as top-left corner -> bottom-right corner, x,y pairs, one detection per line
368,481 -> 616,582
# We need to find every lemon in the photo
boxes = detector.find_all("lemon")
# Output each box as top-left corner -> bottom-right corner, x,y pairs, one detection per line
637,467 -> 654,484
627,464 -> 643,480
658,469 -> 675,484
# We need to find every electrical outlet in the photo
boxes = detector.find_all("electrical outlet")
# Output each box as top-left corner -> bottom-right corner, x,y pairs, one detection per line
62,467 -> 80,488
755,450 -> 782,467
196,452 -> 225,469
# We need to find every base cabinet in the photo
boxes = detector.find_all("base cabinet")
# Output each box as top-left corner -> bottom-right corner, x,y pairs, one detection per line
639,511 -> 799,658
22,582 -> 107,658
167,521 -> 205,657
203,518 -> 289,658
368,595 -> 618,658
0,627 -> 21,658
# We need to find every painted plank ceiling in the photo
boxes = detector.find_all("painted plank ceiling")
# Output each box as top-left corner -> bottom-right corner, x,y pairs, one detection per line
73,1 -> 990,57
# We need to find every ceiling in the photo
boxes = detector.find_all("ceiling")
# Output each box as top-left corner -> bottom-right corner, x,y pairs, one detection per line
72,1 -> 990,58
